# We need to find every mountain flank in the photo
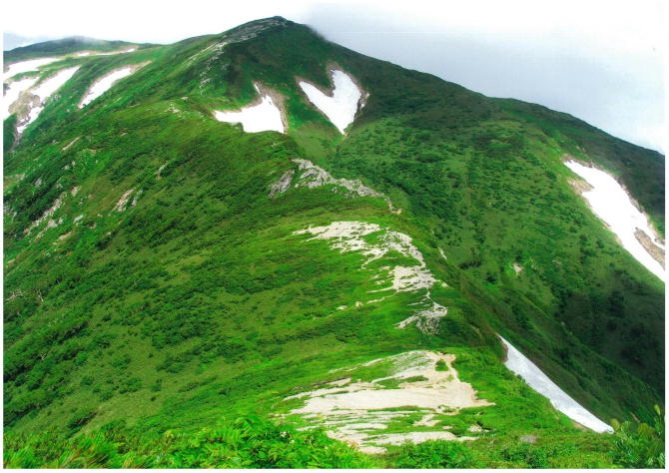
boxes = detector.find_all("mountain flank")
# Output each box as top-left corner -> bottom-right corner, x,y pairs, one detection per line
3,16 -> 664,468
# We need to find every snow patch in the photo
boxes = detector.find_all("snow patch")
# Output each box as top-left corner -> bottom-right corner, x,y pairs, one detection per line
286,351 -> 492,453
17,67 -> 80,134
500,335 -> 613,433
3,76 -> 39,119
565,160 -> 664,280
214,84 -> 284,133
4,58 -> 59,79
299,69 -> 365,133
74,47 -> 137,57
79,65 -> 142,108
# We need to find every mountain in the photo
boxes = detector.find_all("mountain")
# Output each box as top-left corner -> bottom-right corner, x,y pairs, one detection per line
3,16 -> 665,468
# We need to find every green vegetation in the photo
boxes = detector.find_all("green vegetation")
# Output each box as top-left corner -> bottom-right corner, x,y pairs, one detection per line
3,16 -> 664,468
4,414 -> 379,468
610,405 -> 665,468
4,37 -> 152,62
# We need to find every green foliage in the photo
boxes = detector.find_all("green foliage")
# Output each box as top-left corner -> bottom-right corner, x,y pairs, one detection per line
2,15 -> 664,470
67,407 -> 98,432
4,415 -> 378,469
390,440 -> 477,468
4,115 -> 17,153
610,405 -> 665,468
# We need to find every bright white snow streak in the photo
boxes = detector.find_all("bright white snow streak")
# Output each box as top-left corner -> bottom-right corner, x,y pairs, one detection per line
565,160 -> 664,281
500,336 -> 613,433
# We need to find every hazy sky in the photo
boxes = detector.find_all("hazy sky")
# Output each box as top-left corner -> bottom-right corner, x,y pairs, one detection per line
2,0 -> 665,153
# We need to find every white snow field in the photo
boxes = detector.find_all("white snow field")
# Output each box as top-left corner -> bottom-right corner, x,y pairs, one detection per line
2,76 -> 39,119
75,47 -> 137,57
299,69 -> 364,133
17,67 -> 80,134
4,58 -> 60,79
565,160 -> 664,281
500,336 -> 613,433
79,66 -> 137,108
214,84 -> 284,133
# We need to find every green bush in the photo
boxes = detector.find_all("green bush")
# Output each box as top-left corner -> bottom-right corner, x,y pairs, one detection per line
610,405 -> 665,468
391,440 -> 477,468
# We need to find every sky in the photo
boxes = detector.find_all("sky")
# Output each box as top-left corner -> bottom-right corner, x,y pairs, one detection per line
2,0 -> 666,153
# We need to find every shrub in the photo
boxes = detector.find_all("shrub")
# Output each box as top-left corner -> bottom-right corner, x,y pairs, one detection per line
610,405 -> 665,469
391,440 -> 477,468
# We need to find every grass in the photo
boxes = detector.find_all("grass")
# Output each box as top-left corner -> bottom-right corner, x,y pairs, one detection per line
3,16 -> 664,468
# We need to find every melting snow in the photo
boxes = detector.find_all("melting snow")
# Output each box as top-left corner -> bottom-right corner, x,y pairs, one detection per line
74,47 -> 137,57
4,58 -> 60,79
79,66 -> 138,108
17,67 -> 80,134
500,335 -> 613,433
214,84 -> 284,133
299,70 -> 364,134
2,76 -> 38,119
565,160 -> 664,281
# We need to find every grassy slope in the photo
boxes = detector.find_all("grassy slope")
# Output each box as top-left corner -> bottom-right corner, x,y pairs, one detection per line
3,37 -> 150,63
3,17 -> 664,467
224,21 -> 664,413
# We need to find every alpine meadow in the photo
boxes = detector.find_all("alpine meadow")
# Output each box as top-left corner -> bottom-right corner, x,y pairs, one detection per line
2,17 -> 665,468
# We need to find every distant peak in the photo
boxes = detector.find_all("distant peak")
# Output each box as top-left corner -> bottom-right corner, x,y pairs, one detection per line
221,16 -> 294,41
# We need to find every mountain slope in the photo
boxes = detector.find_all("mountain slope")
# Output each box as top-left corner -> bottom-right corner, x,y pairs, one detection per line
3,16 -> 664,467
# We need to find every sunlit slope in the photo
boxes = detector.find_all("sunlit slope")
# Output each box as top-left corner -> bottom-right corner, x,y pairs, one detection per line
3,15 -> 663,452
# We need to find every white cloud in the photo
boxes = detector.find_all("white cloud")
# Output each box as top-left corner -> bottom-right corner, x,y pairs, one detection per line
3,0 -> 665,152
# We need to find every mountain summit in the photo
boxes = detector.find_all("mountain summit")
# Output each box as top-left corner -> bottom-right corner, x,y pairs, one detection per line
3,17 -> 664,468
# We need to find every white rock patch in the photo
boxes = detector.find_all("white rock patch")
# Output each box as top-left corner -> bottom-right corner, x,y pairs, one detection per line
397,301 -> 448,334
565,160 -> 664,281
17,67 -> 80,134
270,159 -> 398,212
113,189 -> 135,212
500,335 -> 613,433
299,70 -> 364,134
79,65 -> 138,108
294,221 -> 447,332
286,351 -> 492,453
294,221 -> 425,271
214,84 -> 284,133
26,194 -> 65,235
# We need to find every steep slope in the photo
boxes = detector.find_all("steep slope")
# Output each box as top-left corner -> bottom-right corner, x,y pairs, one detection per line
3,16 -> 664,467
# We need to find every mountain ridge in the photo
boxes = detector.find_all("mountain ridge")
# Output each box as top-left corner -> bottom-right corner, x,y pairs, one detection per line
3,16 -> 664,468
